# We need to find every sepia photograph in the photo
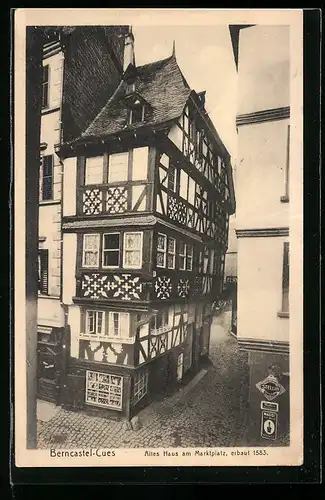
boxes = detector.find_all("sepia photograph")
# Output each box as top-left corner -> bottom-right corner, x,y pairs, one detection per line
13,8 -> 304,468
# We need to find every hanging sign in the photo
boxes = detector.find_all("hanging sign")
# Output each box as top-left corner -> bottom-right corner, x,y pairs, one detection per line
256,374 -> 286,401
261,410 -> 278,441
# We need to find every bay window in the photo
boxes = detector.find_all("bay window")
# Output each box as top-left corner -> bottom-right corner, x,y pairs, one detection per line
102,233 -> 120,268
123,232 -> 142,268
81,310 -> 131,341
82,231 -> 143,269
85,156 -> 104,185
82,234 -> 100,268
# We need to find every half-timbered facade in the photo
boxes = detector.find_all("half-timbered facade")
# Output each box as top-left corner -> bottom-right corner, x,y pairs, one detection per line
36,26 -> 128,404
59,48 -> 235,419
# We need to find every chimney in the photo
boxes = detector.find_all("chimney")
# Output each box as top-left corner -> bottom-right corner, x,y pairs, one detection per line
123,26 -> 135,72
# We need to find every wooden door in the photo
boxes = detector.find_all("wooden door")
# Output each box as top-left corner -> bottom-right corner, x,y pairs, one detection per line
37,327 -> 64,405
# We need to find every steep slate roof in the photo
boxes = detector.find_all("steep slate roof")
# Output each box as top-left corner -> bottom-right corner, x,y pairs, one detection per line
78,54 -> 192,141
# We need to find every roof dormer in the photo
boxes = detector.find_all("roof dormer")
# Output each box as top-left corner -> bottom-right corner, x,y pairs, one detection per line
124,92 -> 151,125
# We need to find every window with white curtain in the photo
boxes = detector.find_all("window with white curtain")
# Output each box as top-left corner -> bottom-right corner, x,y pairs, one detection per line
82,234 -> 100,267
85,156 -> 104,185
108,311 -> 130,339
123,232 -> 143,268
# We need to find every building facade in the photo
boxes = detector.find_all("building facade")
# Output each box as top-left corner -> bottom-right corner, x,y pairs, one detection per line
37,26 -> 128,404
57,42 -> 235,420
230,25 -> 290,445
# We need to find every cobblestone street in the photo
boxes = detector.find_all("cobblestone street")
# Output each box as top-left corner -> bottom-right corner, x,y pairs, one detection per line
37,311 -> 249,449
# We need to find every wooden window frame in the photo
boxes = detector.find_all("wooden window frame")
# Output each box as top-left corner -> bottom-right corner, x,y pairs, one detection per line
42,64 -> 50,109
102,232 -> 120,269
108,311 -> 131,340
38,249 -> 49,295
85,310 -> 105,337
167,236 -> 176,270
41,155 -> 53,201
133,369 -> 149,405
157,233 -> 167,268
82,234 -> 100,268
123,231 -> 143,269
152,309 -> 170,335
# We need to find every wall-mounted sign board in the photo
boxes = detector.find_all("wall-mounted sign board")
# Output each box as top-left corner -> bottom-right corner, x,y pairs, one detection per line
261,410 -> 278,441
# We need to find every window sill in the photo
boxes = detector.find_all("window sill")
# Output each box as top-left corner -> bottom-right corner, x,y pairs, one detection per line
277,311 -> 289,318
38,294 -> 60,300
41,106 -> 60,116
39,200 -> 61,206
280,195 -> 290,203
79,335 -> 135,344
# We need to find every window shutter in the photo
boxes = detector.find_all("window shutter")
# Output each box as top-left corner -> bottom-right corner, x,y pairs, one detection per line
42,155 -> 53,200
39,249 -> 49,294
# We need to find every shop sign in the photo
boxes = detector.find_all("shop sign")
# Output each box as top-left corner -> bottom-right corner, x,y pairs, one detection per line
260,401 -> 279,412
261,410 -> 278,441
256,374 -> 286,401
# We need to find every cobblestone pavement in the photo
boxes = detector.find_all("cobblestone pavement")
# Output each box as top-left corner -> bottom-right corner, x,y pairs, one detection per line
37,311 -> 249,449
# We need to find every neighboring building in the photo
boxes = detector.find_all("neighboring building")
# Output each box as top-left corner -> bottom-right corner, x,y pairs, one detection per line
37,26 -> 128,404
229,25 -> 290,445
57,39 -> 235,420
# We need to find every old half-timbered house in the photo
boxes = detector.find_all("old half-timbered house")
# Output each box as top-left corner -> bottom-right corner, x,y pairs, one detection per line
36,26 -> 127,405
58,38 -> 236,420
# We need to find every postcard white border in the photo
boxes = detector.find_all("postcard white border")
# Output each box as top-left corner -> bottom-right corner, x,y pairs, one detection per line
14,8 -> 304,468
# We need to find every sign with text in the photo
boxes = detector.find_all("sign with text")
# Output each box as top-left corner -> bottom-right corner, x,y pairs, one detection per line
261,401 -> 279,412
261,410 -> 278,441
256,375 -> 286,401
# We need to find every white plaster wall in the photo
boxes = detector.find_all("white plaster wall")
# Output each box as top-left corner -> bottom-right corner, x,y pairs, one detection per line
68,305 -> 80,358
63,157 -> 77,216
38,203 -> 61,297
168,124 -> 183,150
238,25 -> 290,115
41,110 -> 61,152
62,233 -> 77,305
43,51 -> 64,111
38,297 -> 64,327
237,236 -> 289,342
236,118 -> 290,230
